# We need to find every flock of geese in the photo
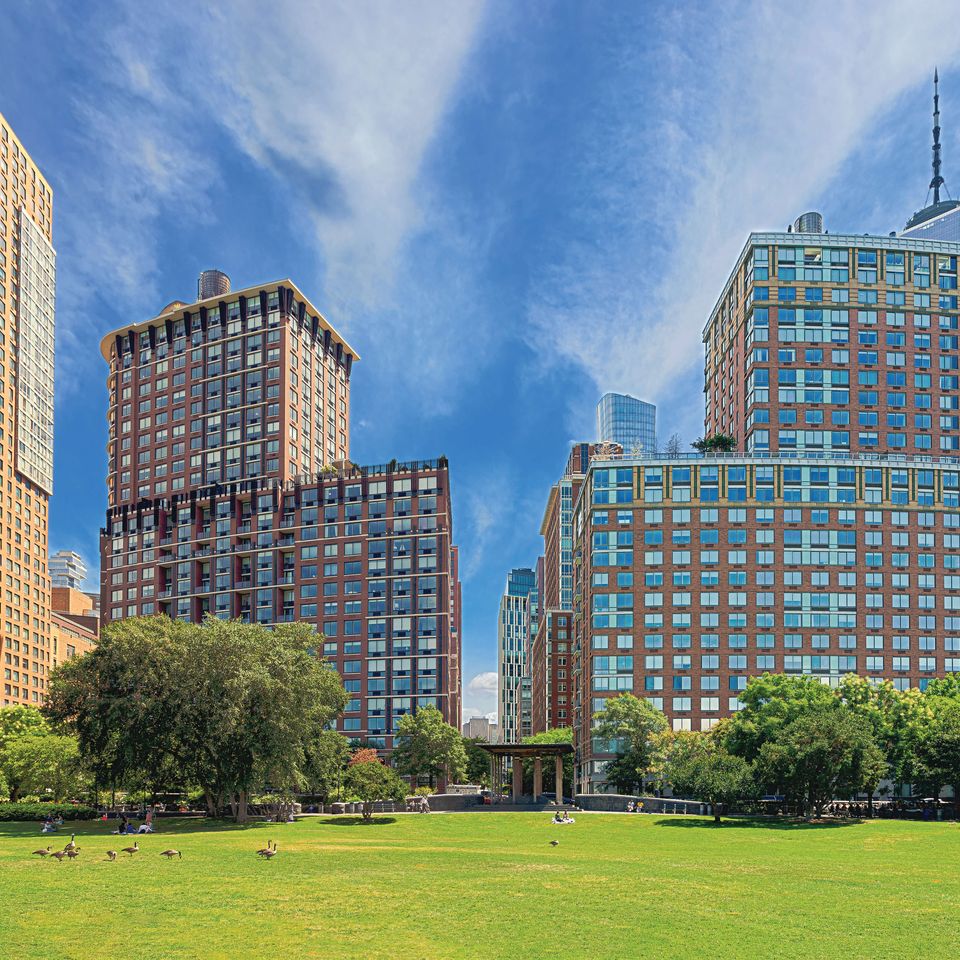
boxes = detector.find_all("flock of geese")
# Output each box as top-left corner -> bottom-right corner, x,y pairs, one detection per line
31,833 -> 279,863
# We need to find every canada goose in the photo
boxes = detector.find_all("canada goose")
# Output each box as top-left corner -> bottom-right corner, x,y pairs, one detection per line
549,840 -> 559,847
66,849 -> 81,860
31,846 -> 52,857
63,834 -> 77,852
121,841 -> 140,856
106,850 -> 118,861
256,839 -> 273,856
50,850 -> 68,862
261,843 -> 278,859
159,849 -> 181,859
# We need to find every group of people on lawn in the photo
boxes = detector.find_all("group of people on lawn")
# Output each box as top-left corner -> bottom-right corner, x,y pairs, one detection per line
104,809 -> 156,835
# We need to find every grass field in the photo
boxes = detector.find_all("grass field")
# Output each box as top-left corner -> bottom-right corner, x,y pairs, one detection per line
2,812 -> 958,959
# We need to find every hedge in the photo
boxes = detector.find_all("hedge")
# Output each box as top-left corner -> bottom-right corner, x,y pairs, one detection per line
0,802 -> 97,822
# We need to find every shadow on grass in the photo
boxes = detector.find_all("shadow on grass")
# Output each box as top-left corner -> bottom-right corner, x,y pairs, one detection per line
652,816 -> 864,831
0,818 -> 284,839
320,816 -> 397,827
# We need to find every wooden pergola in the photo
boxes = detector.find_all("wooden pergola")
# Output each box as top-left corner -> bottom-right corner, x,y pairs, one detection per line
478,743 -> 573,805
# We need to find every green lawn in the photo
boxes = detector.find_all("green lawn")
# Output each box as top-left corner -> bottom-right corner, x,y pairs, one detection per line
2,812 -> 957,959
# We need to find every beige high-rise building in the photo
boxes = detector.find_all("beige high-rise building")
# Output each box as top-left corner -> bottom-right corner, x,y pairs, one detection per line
0,112 -> 56,706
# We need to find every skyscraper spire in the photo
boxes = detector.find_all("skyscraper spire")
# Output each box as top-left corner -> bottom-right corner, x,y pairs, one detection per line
931,67 -> 944,204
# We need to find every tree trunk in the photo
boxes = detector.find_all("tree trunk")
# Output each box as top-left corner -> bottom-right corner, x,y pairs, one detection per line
203,787 -> 218,818
362,800 -> 372,821
713,803 -> 722,825
234,789 -> 249,823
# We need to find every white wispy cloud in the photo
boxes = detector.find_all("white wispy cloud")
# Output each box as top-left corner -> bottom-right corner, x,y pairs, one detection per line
463,671 -> 498,719
203,0 -> 487,310
468,671 -> 498,692
52,0 -> 488,399
525,3 -> 960,443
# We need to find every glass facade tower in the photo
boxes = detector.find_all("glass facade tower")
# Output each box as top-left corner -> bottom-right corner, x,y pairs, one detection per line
497,567 -> 538,743
597,393 -> 657,454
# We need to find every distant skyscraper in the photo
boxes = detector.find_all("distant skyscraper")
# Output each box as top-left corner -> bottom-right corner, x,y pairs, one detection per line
497,567 -> 538,743
462,717 -> 498,741
596,393 -> 656,454
49,550 -> 87,589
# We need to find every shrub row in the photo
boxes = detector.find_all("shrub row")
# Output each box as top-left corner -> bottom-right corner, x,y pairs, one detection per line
0,802 -> 97,822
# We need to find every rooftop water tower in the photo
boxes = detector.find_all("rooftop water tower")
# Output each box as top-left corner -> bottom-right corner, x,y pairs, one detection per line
198,269 -> 231,300
793,211 -> 824,234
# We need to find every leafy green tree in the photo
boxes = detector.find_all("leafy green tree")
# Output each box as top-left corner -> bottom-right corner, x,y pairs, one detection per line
0,733 -> 84,801
664,731 -> 756,824
756,705 -> 886,818
343,753 -> 407,821
45,616 -> 348,821
0,706 -> 49,748
924,675 -> 960,698
723,674 -> 837,761
392,706 -> 467,788
463,737 -> 491,787
303,729 -> 352,802
592,694 -> 669,794
521,727 -> 573,797
912,697 -> 960,800
836,676 -> 926,805
0,706 -> 68,801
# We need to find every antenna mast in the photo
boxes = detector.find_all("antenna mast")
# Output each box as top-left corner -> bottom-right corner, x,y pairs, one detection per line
932,68 -> 945,204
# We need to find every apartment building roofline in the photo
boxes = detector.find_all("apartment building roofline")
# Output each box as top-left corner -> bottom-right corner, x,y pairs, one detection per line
702,228 -> 960,341
99,277 -> 360,361
0,109 -> 52,191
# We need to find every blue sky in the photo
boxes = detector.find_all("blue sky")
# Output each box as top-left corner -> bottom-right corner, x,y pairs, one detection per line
4,1 -> 960,719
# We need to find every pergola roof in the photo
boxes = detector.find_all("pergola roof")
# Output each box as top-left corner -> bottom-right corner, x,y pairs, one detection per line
478,743 -> 573,758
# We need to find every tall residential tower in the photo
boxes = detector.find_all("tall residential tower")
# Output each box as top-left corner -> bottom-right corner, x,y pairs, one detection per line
568,74 -> 960,792
0,113 -> 56,707
100,275 -> 461,747
497,567 -> 537,743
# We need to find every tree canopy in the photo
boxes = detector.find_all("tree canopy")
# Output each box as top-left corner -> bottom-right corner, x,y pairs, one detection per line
45,616 -> 347,820
592,694 -> 669,794
664,731 -> 757,824
391,706 -> 466,788
463,737 -> 492,787
302,729 -> 352,802
722,674 -> 837,761
0,733 -> 84,802
344,751 -> 407,820
756,705 -> 886,818
912,696 -> 960,799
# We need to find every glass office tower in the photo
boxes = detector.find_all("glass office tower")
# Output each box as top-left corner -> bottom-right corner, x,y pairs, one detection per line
596,393 -> 657,454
